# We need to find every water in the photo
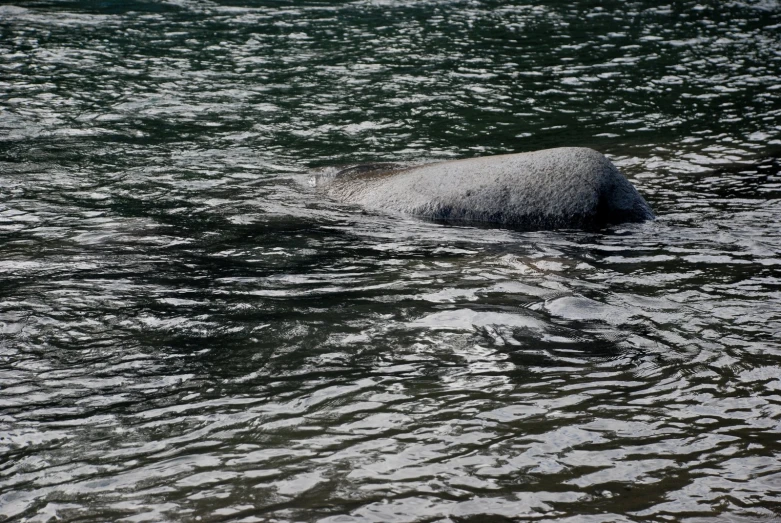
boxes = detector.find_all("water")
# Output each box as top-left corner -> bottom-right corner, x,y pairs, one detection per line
1,0 -> 781,521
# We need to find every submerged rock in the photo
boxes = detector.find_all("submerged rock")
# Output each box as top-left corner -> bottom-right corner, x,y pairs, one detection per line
311,147 -> 654,230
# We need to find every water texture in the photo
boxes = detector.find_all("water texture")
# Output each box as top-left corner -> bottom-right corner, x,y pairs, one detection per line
1,0 -> 781,521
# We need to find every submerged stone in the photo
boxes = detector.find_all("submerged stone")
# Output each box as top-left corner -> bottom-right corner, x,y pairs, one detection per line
311,147 -> 655,230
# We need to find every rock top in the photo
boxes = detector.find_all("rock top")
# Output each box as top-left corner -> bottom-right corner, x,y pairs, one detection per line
314,147 -> 654,230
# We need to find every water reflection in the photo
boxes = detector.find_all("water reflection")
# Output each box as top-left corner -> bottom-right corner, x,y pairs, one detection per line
1,0 -> 781,521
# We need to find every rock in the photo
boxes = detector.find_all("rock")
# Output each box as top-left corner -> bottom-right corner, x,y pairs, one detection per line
311,147 -> 654,230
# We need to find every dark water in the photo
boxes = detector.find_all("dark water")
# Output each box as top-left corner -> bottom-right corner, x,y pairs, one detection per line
2,1 -> 781,521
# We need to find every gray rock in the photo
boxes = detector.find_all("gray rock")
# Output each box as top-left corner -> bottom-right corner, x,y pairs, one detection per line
311,147 -> 654,230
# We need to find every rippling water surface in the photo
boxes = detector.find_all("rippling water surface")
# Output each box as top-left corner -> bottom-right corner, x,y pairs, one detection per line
1,1 -> 781,521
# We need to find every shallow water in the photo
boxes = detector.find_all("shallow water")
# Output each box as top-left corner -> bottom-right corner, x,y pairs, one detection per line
1,1 -> 781,521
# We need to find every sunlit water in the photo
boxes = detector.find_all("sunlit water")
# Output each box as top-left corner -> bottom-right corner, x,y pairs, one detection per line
1,1 -> 781,521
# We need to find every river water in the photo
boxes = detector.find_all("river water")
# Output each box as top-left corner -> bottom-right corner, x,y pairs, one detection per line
1,1 -> 781,521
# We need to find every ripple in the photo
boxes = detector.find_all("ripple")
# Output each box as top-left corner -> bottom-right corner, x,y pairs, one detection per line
1,0 -> 781,521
